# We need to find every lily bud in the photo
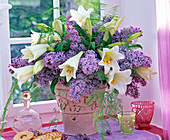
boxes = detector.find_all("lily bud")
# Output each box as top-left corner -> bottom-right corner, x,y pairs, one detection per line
127,32 -> 142,42
134,67 -> 157,84
33,59 -> 44,74
52,20 -> 63,36
84,17 -> 92,35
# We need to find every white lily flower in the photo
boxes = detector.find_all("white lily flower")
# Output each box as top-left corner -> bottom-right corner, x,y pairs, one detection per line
134,67 -> 157,84
70,5 -> 94,28
31,30 -> 61,45
59,51 -> 84,82
98,46 -> 125,74
21,44 -> 51,63
10,65 -> 34,88
107,69 -> 132,95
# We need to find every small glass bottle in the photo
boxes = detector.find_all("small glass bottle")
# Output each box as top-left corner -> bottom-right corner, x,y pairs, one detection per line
13,91 -> 42,132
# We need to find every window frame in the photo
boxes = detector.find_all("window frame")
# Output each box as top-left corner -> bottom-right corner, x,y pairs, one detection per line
0,0 -> 61,128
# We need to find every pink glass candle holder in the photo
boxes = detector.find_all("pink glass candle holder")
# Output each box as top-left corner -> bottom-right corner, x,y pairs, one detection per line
131,101 -> 154,130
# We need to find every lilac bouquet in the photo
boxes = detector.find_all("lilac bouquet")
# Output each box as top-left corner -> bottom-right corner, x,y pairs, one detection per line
9,5 -> 156,103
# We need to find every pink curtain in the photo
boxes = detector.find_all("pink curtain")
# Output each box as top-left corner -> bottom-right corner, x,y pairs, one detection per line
156,0 -> 170,139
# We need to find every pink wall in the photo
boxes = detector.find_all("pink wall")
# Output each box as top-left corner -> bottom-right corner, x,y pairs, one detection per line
101,0 -> 162,127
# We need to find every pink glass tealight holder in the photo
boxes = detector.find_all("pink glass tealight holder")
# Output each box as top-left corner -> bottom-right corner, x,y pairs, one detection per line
131,101 -> 154,130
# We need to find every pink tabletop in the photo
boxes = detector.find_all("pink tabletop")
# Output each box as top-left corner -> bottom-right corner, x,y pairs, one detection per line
2,120 -> 162,140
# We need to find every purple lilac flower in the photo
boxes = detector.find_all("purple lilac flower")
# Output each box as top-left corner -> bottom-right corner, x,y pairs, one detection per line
28,128 -> 42,136
8,55 -> 34,74
70,43 -> 86,53
118,47 -> 152,71
102,15 -> 114,22
44,51 -> 66,70
75,134 -> 90,140
92,26 -> 104,45
65,24 -> 81,43
106,130 -> 112,136
62,133 -> 68,140
80,50 -> 100,75
66,50 -> 77,59
119,26 -> 143,42
69,73 -> 100,103
66,15 -> 71,19
112,30 -> 121,43
125,76 -> 147,98
35,67 -> 57,88
69,79 -> 87,103
65,20 -> 75,27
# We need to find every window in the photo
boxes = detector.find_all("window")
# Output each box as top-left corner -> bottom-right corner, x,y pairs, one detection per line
9,0 -> 55,104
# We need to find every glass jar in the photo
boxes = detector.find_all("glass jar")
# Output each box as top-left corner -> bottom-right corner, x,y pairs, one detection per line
13,91 -> 42,132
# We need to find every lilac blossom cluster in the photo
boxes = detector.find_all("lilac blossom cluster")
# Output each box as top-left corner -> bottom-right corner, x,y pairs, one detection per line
35,67 -> 57,88
92,25 -> 104,45
35,52 -> 66,87
69,73 -> 100,103
80,50 -> 100,75
44,52 -> 66,69
65,21 -> 87,59
118,47 -> 152,71
125,76 -> 147,98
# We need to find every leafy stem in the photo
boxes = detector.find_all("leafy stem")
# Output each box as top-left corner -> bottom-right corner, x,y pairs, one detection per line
0,79 -> 18,137
87,89 -> 123,139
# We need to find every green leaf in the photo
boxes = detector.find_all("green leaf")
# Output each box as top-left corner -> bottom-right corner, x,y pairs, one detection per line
42,7 -> 63,16
73,24 -> 88,38
127,44 -> 143,50
81,35 -> 89,47
55,41 -> 66,52
100,39 -> 107,47
91,42 -> 96,50
86,94 -> 94,106
107,31 -> 113,44
0,79 -> 18,136
64,38 -> 70,51
50,78 -> 58,95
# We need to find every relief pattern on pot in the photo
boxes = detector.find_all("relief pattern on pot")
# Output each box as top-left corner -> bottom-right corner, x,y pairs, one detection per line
55,83 -> 106,114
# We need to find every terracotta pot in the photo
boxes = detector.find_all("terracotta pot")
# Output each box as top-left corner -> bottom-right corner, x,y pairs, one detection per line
55,82 -> 106,135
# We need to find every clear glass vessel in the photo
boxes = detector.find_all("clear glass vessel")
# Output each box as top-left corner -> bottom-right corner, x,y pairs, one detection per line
13,91 -> 42,132
117,111 -> 136,134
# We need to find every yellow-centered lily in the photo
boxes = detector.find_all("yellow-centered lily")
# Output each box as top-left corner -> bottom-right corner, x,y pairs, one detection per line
107,69 -> 132,95
31,30 -> 61,45
52,20 -> 63,36
69,5 -> 94,29
59,51 -> 84,82
10,65 -> 34,88
134,67 -> 157,84
98,46 -> 125,74
21,44 -> 54,63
